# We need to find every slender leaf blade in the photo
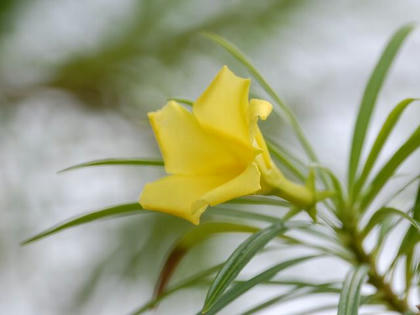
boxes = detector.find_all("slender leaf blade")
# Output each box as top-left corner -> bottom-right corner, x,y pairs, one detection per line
372,215 -> 397,256
361,126 -> 420,209
413,182 -> 420,222
289,304 -> 339,315
227,195 -> 289,207
361,207 -> 420,239
154,222 -> 258,298
58,158 -> 163,173
202,222 -> 285,312
242,289 -> 339,315
209,208 -> 343,250
354,98 -> 419,198
266,140 -> 305,181
394,183 -> 420,293
310,164 -> 345,210
168,98 -> 194,106
241,288 -> 305,315
131,263 -> 224,315
381,174 -> 420,206
348,24 -> 415,189
202,255 -> 320,315
266,138 -> 307,170
22,203 -> 145,245
209,207 -> 280,224
337,265 -> 369,315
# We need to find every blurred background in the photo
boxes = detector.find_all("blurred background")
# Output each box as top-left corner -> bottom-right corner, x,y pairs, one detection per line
1,0 -> 419,314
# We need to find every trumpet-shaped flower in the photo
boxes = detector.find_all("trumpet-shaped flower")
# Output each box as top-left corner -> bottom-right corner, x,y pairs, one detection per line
140,66 -> 318,224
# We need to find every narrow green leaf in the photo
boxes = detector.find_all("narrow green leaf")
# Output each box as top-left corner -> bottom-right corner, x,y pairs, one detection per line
21,203 -> 145,245
294,224 -> 341,245
371,215 -> 397,257
310,164 -> 345,210
381,174 -> 420,206
209,207 -> 280,224
361,207 -> 420,239
202,222 -> 285,312
367,174 -> 418,255
240,279 -> 341,314
348,24 -> 415,189
266,138 -> 307,170
266,140 -> 305,181
241,287 -> 305,315
132,248 -> 280,315
288,304 -> 339,315
243,290 -> 344,315
177,222 -> 258,249
353,98 -> 419,199
337,265 -> 369,315
202,255 -> 320,315
227,195 -> 289,207
168,98 -> 194,106
130,263 -> 224,315
58,158 -> 163,173
202,32 -> 319,165
395,183 -> 420,294
404,255 -> 414,297
209,208 -> 344,252
360,126 -> 420,210
400,184 -> 420,254
296,294 -> 381,315
272,232 -> 353,261
412,182 -> 420,221
154,222 -> 258,301
277,292 -> 379,315
289,293 -> 380,315
262,279 -> 341,289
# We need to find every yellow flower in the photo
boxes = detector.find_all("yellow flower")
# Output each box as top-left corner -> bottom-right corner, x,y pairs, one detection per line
139,66 -> 273,224
139,66 -> 324,224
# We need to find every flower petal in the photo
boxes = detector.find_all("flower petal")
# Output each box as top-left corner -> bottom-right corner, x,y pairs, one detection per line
194,163 -> 261,210
139,174 -> 231,224
149,101 -> 252,175
253,126 -> 274,171
249,98 -> 272,121
193,66 -> 251,146
139,164 -> 261,225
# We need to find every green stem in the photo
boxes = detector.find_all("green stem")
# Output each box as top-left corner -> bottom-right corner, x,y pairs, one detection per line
261,167 -> 315,208
272,177 -> 314,208
342,223 -> 409,313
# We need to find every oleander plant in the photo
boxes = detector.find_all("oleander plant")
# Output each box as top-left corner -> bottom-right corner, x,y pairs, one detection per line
23,24 -> 419,314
